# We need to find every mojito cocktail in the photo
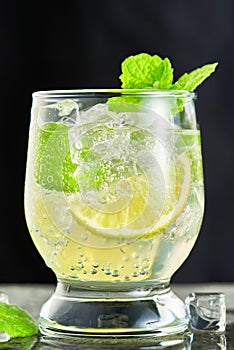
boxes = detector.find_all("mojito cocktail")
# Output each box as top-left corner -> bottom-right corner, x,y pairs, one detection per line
25,89 -> 204,337
24,52 -> 217,338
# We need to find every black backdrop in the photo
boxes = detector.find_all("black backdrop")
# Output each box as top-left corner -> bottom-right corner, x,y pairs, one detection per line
0,0 -> 233,283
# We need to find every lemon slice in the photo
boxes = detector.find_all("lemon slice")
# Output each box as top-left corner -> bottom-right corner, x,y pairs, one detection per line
67,149 -> 191,240
67,166 -> 165,239
145,153 -> 191,238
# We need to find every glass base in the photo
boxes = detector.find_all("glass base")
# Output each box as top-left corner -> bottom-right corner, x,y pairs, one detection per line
40,332 -> 193,349
39,280 -> 189,338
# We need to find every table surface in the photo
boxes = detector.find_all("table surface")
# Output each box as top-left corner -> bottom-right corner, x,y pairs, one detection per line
0,282 -> 233,349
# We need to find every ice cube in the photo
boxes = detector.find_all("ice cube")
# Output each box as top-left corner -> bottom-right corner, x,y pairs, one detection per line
0,291 -> 9,303
0,292 -> 10,342
38,99 -> 79,126
79,103 -> 118,125
185,292 -> 226,333
0,331 -> 10,342
69,119 -> 132,164
191,333 -> 226,350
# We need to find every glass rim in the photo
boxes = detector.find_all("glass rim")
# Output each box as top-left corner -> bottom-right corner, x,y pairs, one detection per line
32,88 -> 196,100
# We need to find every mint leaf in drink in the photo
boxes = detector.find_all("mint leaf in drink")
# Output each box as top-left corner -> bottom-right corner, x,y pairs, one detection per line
0,303 -> 39,338
34,122 -> 78,192
172,62 -> 218,91
119,53 -> 218,91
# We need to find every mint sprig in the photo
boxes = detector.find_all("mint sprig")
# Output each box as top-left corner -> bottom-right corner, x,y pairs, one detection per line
0,303 -> 39,338
119,53 -> 218,91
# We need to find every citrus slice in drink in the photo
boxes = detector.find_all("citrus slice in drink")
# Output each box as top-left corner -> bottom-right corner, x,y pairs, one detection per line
67,145 -> 191,241
144,152 -> 191,238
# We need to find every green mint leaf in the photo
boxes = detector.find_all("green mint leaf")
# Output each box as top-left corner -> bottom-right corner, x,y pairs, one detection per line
34,122 -> 78,192
0,303 -> 39,338
120,53 -> 168,88
153,57 -> 174,89
107,96 -> 142,112
172,62 -> 218,91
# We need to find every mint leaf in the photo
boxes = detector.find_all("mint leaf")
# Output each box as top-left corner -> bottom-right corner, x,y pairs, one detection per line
172,62 -> 218,91
120,53 -> 166,88
34,122 -> 78,192
153,57 -> 174,89
119,53 -> 174,89
0,303 -> 39,338
107,96 -> 142,112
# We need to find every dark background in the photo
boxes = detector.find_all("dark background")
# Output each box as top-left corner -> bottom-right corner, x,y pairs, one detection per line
0,0 -> 233,284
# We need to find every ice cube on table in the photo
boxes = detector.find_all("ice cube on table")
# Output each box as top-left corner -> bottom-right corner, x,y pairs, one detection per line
0,291 -> 9,303
185,292 -> 226,333
0,331 -> 10,342
0,292 -> 10,342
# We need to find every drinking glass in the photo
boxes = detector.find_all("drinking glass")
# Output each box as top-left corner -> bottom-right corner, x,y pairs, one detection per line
24,89 -> 204,338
